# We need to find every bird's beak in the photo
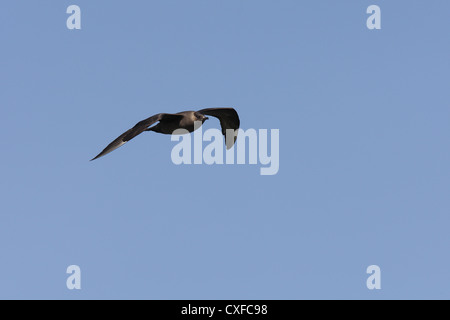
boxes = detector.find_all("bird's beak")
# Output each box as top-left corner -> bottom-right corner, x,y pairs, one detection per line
204,117 -> 209,120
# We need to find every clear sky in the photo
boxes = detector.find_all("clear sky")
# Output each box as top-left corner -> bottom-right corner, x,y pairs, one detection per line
1,1 -> 449,299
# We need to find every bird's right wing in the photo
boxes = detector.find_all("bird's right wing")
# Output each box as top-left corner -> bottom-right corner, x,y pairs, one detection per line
91,113 -> 181,161
197,108 -> 240,149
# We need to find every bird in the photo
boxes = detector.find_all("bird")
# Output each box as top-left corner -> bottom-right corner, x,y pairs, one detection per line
90,108 -> 240,161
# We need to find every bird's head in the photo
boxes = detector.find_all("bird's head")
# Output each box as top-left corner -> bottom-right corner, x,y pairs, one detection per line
195,112 -> 209,123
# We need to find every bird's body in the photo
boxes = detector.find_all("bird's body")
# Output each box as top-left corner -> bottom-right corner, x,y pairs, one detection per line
147,111 -> 206,135
91,108 -> 240,161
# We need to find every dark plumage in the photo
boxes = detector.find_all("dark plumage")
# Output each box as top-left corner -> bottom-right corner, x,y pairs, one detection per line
91,108 -> 240,161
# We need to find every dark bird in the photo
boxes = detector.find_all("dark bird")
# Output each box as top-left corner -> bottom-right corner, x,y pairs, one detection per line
91,108 -> 240,161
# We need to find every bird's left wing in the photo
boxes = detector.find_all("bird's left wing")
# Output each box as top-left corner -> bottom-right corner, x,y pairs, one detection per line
91,113 -> 181,161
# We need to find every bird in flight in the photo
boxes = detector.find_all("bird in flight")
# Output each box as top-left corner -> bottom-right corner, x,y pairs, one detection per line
91,108 -> 240,161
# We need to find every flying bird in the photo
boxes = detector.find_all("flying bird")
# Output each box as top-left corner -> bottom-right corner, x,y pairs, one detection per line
91,108 -> 240,161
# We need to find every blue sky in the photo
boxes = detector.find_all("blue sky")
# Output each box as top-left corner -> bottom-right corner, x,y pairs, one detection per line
1,1 -> 449,299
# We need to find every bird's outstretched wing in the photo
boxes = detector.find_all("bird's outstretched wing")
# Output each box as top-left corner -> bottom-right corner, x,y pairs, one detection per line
91,113 -> 182,161
197,108 -> 240,149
